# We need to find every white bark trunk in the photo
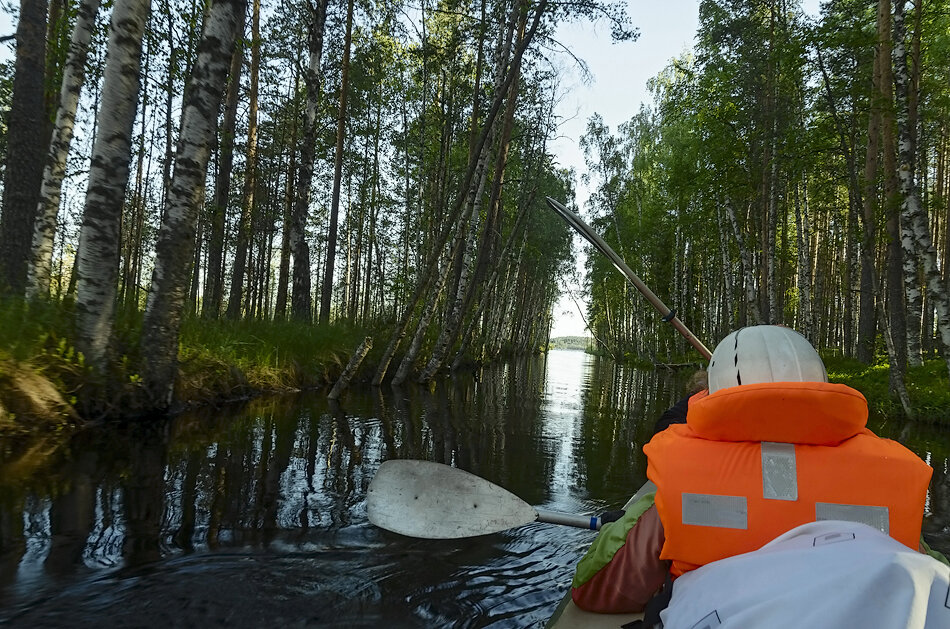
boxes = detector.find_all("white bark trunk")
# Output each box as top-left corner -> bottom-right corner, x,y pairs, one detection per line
893,0 -> 950,381
290,0 -> 328,322
26,0 -> 100,300
74,0 -> 149,367
794,178 -> 813,343
140,0 -> 247,407
723,198 -> 761,325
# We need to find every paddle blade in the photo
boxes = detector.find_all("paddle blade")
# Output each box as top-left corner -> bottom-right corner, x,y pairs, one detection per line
367,459 -> 538,539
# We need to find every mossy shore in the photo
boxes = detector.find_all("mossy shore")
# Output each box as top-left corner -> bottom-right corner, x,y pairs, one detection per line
0,300 -> 375,437
823,355 -> 950,423
2,299 -> 948,436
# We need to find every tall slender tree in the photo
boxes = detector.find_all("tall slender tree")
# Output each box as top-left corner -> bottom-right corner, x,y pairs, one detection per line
289,0 -> 329,322
74,0 -> 150,368
141,0 -> 248,408
26,0 -> 101,300
319,0 -> 354,324
227,0 -> 261,319
202,4 -> 247,319
0,0 -> 49,294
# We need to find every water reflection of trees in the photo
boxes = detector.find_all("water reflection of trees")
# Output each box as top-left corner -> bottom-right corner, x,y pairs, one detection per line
2,356 -> 949,607
576,358 -> 686,503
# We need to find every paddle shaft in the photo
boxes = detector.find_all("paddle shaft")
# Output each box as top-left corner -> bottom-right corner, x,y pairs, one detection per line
545,197 -> 712,360
536,508 -> 603,530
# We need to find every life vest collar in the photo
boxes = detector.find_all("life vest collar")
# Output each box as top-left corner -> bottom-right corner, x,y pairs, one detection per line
686,381 -> 868,445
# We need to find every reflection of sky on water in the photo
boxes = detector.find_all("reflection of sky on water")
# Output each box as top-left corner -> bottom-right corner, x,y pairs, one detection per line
1,350 -> 947,626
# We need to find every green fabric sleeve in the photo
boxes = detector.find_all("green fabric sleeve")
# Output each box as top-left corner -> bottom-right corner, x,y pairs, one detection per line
571,492 -> 657,588
920,537 -> 950,567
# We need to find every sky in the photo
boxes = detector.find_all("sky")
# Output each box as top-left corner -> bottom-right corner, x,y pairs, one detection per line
547,0 -> 702,337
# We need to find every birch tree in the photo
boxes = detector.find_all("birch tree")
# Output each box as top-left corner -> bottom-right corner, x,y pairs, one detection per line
892,0 -> 950,380
373,0 -> 550,384
26,0 -> 101,300
289,0 -> 329,322
319,0 -> 355,325
227,0 -> 260,319
74,0 -> 150,367
140,0 -> 248,407
202,5 -> 247,319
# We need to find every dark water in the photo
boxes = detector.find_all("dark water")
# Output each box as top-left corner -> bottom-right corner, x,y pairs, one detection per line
0,349 -> 948,627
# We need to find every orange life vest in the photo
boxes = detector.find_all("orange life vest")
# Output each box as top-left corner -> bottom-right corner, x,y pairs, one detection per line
644,382 -> 933,578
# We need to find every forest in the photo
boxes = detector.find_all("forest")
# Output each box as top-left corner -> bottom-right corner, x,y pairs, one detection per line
0,0 -> 947,421
580,0 -> 950,418
0,0 -> 625,417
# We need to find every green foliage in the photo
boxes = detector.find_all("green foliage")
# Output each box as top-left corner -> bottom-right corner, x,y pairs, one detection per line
548,336 -> 590,351
824,355 -> 950,423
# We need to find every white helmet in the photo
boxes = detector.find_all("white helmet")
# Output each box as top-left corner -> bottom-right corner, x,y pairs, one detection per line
707,325 -> 827,394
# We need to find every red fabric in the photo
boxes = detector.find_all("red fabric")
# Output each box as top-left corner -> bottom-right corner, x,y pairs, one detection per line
570,506 -> 669,613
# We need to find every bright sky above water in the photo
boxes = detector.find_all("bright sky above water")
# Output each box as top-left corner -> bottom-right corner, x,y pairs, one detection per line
549,0 -> 823,338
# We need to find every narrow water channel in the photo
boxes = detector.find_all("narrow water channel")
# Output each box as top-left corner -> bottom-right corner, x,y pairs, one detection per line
0,349 -> 948,627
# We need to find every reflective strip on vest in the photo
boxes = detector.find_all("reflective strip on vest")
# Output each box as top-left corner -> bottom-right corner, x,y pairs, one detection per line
761,442 -> 797,501
815,502 -> 889,535
682,493 -> 748,529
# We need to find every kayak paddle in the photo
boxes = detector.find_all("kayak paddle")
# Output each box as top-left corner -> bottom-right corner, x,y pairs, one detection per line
544,196 -> 712,360
367,459 -> 650,539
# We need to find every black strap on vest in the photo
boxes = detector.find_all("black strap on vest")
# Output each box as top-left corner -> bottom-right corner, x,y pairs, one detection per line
621,573 -> 673,629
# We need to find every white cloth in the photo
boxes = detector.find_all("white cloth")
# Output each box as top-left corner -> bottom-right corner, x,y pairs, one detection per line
660,520 -> 950,629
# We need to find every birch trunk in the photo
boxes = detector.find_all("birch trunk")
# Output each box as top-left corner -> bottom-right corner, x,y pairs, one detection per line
202,6 -> 246,318
275,71 -> 299,320
893,0 -> 950,380
715,204 -> 735,334
74,0 -> 149,367
26,0 -> 100,300
794,177 -> 813,342
0,0 -> 48,295
227,0 -> 260,319
289,0 -> 328,322
451,197 -> 533,370
140,0 -> 247,407
724,198 -> 761,326
416,5 -> 525,383
894,0 -> 922,365
879,0 -> 907,371
319,0 -> 354,325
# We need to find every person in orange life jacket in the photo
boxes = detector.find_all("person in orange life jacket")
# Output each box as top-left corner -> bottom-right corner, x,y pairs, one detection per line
570,325 -> 934,615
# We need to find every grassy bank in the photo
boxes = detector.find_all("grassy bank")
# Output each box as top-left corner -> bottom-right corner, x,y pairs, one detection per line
823,355 -> 950,423
0,299 -> 374,435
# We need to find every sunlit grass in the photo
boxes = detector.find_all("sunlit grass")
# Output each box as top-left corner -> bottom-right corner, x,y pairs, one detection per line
176,317 -> 367,402
0,296 -> 381,422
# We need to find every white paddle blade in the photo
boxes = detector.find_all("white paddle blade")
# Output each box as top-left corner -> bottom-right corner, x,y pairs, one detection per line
367,459 -> 539,539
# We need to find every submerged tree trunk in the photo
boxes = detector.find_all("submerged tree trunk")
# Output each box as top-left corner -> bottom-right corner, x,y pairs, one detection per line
74,0 -> 149,368
140,0 -> 247,408
26,0 -> 100,300
0,0 -> 49,295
